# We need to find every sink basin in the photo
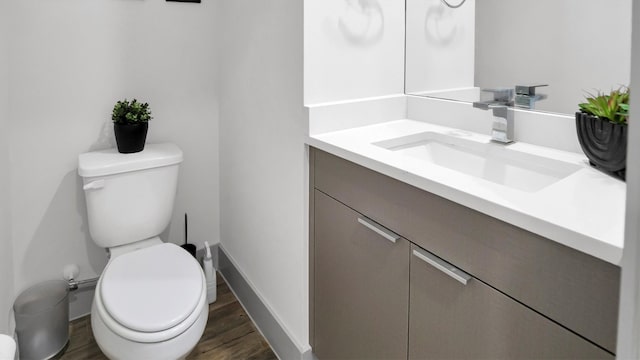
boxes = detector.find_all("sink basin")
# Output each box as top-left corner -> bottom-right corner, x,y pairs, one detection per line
373,131 -> 581,192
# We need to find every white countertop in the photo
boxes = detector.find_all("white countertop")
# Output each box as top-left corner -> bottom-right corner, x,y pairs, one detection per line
307,118 -> 626,265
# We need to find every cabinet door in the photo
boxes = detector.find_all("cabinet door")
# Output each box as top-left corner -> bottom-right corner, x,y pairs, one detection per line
314,190 -> 410,360
409,244 -> 613,359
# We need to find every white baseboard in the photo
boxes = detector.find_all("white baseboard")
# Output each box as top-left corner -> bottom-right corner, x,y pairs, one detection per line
218,245 -> 312,360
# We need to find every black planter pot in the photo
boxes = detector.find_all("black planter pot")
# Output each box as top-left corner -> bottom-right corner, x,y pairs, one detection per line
114,122 -> 148,154
575,112 -> 627,180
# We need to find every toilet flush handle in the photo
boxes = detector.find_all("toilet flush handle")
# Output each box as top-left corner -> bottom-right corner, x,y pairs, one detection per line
83,179 -> 105,191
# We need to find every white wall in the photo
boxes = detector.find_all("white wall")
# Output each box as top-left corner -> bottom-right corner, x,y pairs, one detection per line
405,0 -> 475,94
475,0 -> 631,115
219,0 -> 308,350
7,0 -> 219,316
0,0 -> 15,334
304,0 -> 405,104
616,0 -> 640,356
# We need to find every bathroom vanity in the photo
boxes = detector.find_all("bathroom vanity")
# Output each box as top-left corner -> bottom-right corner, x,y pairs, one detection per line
305,0 -> 629,356
305,94 -> 627,359
309,148 -> 619,359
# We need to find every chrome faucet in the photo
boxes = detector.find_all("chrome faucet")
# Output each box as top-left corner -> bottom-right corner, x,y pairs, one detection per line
473,88 -> 514,144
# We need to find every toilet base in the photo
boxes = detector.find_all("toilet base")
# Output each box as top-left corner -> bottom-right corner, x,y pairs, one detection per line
91,301 -> 208,360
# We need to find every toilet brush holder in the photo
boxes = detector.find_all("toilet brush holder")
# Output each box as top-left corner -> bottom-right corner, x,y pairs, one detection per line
181,213 -> 197,258
0,334 -> 16,360
203,241 -> 217,304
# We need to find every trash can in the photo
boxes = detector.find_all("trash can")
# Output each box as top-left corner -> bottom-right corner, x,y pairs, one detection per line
13,280 -> 69,360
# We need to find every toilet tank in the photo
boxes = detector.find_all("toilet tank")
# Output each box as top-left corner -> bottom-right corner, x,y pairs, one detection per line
78,143 -> 183,249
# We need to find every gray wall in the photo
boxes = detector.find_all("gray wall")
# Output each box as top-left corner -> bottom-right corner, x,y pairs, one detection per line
0,0 -> 15,334
475,0 -> 631,114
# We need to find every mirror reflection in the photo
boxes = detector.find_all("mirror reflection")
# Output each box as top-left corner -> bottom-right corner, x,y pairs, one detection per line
405,0 -> 632,115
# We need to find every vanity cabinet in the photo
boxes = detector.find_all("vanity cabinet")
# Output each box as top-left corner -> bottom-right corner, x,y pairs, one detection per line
314,189 -> 409,360
310,148 -> 619,359
409,244 -> 610,359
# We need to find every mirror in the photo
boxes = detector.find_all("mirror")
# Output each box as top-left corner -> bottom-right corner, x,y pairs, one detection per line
405,0 -> 632,115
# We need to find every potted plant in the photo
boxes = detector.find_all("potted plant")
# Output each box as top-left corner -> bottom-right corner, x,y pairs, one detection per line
576,87 -> 629,180
112,99 -> 152,153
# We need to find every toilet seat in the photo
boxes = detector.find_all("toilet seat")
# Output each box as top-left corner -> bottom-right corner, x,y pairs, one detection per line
95,243 -> 206,343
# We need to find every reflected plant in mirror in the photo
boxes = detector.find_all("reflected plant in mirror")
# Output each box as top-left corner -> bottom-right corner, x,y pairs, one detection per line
405,0 -> 632,115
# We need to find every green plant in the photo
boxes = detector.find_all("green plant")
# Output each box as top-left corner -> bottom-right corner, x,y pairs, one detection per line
578,86 -> 630,124
112,99 -> 153,125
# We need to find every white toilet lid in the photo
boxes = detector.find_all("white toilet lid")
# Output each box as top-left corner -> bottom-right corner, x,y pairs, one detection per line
100,243 -> 204,333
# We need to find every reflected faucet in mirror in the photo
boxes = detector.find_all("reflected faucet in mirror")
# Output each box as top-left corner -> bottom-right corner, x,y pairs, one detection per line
514,84 -> 548,109
472,85 -> 548,110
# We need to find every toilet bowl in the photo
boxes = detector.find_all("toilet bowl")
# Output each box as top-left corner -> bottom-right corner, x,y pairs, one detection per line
92,240 -> 208,360
78,143 -> 208,359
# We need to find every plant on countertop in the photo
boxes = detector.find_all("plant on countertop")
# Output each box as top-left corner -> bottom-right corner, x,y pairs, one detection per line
575,86 -> 629,181
578,86 -> 629,124
112,99 -> 153,124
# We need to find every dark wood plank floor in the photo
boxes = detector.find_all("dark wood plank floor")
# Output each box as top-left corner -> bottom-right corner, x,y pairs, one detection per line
60,273 -> 278,360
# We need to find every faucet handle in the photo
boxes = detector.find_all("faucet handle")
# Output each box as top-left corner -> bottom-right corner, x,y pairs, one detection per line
480,88 -> 514,103
515,84 -> 548,96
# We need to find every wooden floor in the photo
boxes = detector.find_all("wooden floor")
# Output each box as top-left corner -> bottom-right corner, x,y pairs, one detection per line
60,273 -> 278,360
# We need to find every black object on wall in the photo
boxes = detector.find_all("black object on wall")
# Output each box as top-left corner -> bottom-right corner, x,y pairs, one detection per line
167,0 -> 201,2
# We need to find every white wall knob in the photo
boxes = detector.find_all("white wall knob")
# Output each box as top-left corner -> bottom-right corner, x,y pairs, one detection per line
63,264 -> 80,281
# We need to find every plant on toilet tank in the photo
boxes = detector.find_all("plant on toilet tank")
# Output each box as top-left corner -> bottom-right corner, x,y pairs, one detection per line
112,98 -> 152,153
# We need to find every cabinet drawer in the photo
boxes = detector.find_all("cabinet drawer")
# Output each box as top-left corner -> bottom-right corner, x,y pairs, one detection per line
312,148 -> 619,353
409,244 -> 612,359
314,190 -> 410,359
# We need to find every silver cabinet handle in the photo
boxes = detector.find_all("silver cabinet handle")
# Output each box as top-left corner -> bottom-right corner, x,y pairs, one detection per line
357,217 -> 399,244
412,248 -> 472,285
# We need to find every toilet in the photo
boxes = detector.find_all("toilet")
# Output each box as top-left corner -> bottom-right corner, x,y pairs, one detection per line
78,143 -> 208,360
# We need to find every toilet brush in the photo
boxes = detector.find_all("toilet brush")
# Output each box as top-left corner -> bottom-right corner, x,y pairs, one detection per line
181,213 -> 197,258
